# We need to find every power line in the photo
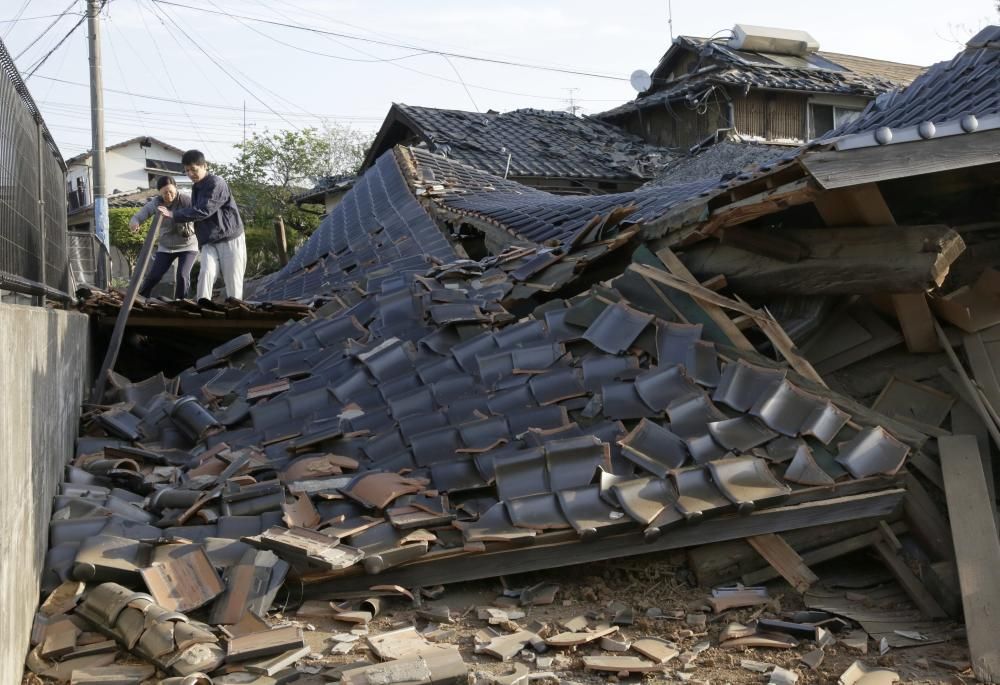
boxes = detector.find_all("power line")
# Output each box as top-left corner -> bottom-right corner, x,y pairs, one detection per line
24,5 -> 92,79
2,0 -> 33,39
0,10 -> 84,23
145,0 -> 304,130
31,76 -> 385,118
13,0 -> 79,60
149,0 -> 629,82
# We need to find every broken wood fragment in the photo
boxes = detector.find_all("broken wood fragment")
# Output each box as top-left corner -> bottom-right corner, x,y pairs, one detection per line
746,533 -> 819,593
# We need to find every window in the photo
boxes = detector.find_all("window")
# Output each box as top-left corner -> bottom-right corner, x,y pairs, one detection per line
809,103 -> 863,139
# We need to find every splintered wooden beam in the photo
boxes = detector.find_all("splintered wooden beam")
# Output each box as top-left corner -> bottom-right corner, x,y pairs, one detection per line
682,225 -> 965,296
939,434 -> 1000,683
301,489 -> 905,596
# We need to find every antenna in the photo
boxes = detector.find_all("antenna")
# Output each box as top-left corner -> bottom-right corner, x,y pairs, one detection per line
668,0 -> 674,40
564,88 -> 581,116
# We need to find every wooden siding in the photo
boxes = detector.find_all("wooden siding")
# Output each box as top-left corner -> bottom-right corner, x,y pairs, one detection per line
733,91 -> 807,142
616,101 -> 727,149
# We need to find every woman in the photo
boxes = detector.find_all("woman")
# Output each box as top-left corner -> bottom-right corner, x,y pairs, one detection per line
129,176 -> 198,299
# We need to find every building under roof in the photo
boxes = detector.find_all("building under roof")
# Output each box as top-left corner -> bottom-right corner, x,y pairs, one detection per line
597,24 -> 925,148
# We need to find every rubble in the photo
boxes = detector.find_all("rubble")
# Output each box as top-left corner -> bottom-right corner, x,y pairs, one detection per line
18,26 -> 1000,685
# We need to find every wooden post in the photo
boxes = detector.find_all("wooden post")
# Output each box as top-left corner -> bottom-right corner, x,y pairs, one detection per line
274,216 -> 289,267
89,212 -> 162,404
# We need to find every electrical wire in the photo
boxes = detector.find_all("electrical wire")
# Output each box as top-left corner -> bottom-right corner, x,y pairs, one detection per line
3,0 -> 33,39
146,0 -> 307,130
13,0 -> 79,60
24,5 -> 92,79
103,13 -> 150,136
442,55 -> 479,113
149,0 -> 629,81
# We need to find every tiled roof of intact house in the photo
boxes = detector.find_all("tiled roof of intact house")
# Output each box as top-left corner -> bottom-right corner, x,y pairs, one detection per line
364,104 -> 675,183
598,35 -> 923,120
821,25 -> 1000,150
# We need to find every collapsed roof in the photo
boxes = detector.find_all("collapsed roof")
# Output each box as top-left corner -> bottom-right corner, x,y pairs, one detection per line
361,104 -> 675,190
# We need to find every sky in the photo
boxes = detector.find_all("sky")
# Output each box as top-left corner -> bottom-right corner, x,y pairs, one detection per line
3,0 -> 997,165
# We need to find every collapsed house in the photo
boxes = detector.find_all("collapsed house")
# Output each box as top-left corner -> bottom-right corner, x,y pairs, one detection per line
31,27 -> 1000,684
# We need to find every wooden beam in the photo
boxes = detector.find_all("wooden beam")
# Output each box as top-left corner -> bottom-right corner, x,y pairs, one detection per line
742,521 -> 907,587
872,535 -> 948,620
892,293 -> 939,353
746,533 -> 819,592
273,216 -> 289,267
90,213 -> 163,403
302,489 -> 905,596
704,178 -> 817,233
802,128 -> 1000,190
682,225 -> 965,296
939,434 -> 1000,683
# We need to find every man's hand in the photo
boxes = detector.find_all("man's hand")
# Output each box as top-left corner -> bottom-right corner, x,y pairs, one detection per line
157,205 -> 173,218
129,221 -> 140,233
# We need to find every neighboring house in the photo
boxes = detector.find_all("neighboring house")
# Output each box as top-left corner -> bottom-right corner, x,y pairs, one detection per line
65,136 -> 188,222
597,24 -> 924,149
293,174 -> 357,215
361,104 -> 674,195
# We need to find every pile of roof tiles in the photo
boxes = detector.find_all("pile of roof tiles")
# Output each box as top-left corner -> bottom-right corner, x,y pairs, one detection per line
28,234 -> 912,682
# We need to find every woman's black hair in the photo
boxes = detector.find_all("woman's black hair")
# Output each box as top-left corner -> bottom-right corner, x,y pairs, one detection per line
156,175 -> 176,190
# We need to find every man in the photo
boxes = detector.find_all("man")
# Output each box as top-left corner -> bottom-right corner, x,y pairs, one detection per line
158,149 -> 246,301
130,176 -> 198,299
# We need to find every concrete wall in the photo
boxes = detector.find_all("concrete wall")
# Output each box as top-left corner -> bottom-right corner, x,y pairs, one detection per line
0,304 -> 89,684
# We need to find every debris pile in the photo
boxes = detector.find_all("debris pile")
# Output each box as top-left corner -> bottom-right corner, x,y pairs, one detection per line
24,27 -> 1000,685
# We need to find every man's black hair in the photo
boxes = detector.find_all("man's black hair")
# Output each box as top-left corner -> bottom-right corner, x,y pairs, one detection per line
181,149 -> 206,166
155,175 -> 176,190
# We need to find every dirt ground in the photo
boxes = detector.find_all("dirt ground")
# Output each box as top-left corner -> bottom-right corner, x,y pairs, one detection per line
276,553 -> 974,685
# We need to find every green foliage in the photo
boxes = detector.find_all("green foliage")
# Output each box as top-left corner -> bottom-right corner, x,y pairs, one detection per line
216,124 -> 373,241
109,207 -> 149,270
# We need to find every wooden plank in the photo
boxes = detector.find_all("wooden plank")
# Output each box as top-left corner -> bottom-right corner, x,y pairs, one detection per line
705,178 -> 818,231
742,521 -> 907,586
746,533 -> 819,592
302,489 -> 905,595
811,183 -> 895,226
90,212 -> 163,403
901,473 -> 954,561
802,128 -> 1000,190
964,331 -> 1000,414
892,293 -> 939,353
872,536 -> 948,620
632,260 -> 826,386
939,434 -> 1000,683
935,320 -> 1000,454
652,247 -> 756,351
227,626 -> 305,662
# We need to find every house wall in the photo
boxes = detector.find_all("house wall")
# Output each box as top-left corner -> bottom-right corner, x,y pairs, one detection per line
0,304 -> 89,685
615,99 -> 728,149
732,90 -> 807,142
65,141 -> 186,204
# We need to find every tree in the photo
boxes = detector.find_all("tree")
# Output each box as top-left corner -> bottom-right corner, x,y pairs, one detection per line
217,124 -> 371,237
109,207 -> 149,271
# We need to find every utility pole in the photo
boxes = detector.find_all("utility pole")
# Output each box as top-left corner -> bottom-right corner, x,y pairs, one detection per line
243,100 -> 246,145
87,0 -> 109,288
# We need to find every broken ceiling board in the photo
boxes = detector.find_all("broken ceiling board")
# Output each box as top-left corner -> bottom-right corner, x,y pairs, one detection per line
808,308 -> 904,376
871,376 -> 955,428
682,225 -> 964,296
932,269 -> 1000,333
891,294 -> 939,354
746,533 -> 819,593
811,183 -> 896,227
301,489 -> 905,595
140,544 -> 225,613
939,434 -> 1000,683
802,128 -> 1000,190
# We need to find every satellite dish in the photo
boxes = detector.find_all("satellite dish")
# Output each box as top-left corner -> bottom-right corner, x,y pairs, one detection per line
630,69 -> 652,92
